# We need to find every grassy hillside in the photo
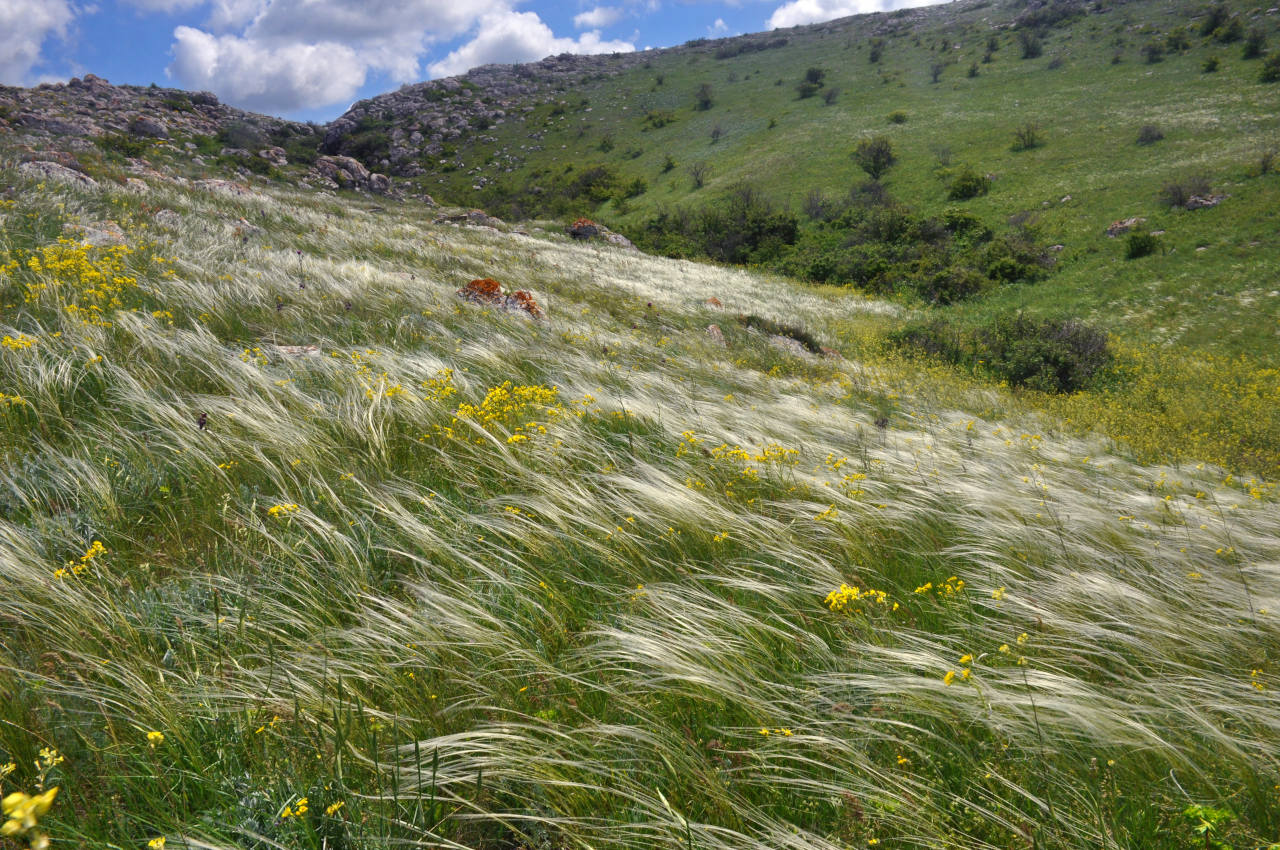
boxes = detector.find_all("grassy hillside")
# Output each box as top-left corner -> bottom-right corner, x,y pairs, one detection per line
2,142 -> 1279,850
393,0 -> 1280,364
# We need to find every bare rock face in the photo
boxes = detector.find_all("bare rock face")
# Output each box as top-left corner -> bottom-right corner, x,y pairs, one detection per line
1105,217 -> 1146,238
64,220 -> 127,246
17,160 -> 98,188
258,147 -> 288,167
307,155 -> 391,194
195,179 -> 261,199
130,116 -> 169,139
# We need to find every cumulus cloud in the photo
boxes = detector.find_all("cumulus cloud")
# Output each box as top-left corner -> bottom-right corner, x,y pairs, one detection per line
768,0 -> 947,29
428,10 -> 634,78
119,0 -> 205,11
0,0 -> 73,84
169,25 -> 366,112
573,6 -> 623,29
708,18 -> 728,34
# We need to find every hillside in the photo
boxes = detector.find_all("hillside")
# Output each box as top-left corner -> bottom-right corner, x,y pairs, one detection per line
1,1 -> 1280,849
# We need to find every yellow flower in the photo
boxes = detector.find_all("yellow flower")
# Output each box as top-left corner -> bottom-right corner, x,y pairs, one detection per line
148,837 -> 167,849
2,787 -> 58,837
958,654 -> 973,664
325,801 -> 345,816
267,503 -> 300,518
943,670 -> 957,686
147,731 -> 165,748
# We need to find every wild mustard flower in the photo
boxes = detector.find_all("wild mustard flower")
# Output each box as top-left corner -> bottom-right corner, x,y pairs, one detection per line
267,503 -> 300,518
146,731 -> 164,748
325,800 -> 345,816
2,786 -> 58,840
280,797 -> 309,818
148,837 -> 166,849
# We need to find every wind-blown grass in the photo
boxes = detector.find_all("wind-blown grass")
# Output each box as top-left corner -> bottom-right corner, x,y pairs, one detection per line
1,162 -> 1278,850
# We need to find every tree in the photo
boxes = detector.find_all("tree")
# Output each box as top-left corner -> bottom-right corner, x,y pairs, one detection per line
687,161 -> 710,188
852,136 -> 896,179
695,83 -> 714,111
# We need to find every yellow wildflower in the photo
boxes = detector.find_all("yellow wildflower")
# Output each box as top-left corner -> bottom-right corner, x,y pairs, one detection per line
2,787 -> 58,838
148,838 -> 166,849
147,731 -> 164,748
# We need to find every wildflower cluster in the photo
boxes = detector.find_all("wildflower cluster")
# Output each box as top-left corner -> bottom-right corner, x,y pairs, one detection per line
15,240 -> 150,329
267,503 -> 300,518
2,788 -> 58,849
279,796 -> 309,818
420,368 -> 457,402
825,583 -> 897,614
914,575 -> 966,596
453,382 -> 565,444
53,540 -> 106,580
1,333 -> 36,351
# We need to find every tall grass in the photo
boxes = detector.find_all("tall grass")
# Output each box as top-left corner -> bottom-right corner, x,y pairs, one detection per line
1,163 -> 1277,850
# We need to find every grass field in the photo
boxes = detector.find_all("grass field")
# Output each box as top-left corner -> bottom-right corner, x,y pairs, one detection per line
2,140 -> 1279,850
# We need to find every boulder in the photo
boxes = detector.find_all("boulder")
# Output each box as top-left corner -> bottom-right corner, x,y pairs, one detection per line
63,220 -> 127,246
195,179 -> 260,199
307,155 -> 391,194
567,217 -> 637,251
17,160 -> 98,188
130,116 -> 168,138
258,146 -> 288,167
456,277 -> 545,319
1105,216 -> 1145,238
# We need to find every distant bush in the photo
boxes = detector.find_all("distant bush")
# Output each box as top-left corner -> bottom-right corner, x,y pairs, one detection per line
1136,124 -> 1164,145
968,61 -> 980,77
1260,148 -> 1276,175
887,110 -> 908,124
1203,55 -> 1221,72
710,125 -> 723,143
643,110 -> 676,129
822,87 -> 840,105
737,314 -> 823,353
892,313 -> 1113,393
661,154 -> 676,173
217,120 -> 267,151
852,136 -> 896,180
162,96 -> 194,113
1125,231 -> 1160,259
1140,41 -> 1165,64
1261,53 -> 1280,82
1165,27 -> 1191,52
94,133 -> 150,158
1199,2 -> 1231,37
1010,122 -> 1043,151
930,62 -> 946,83
1212,17 -> 1244,44
1018,30 -> 1043,59
868,38 -> 884,63
695,83 -> 714,111
688,162 -> 710,188
283,135 -> 318,166
1243,28 -> 1267,59
598,134 -> 614,153
1158,175 -> 1212,208
218,152 -> 275,177
947,167 -> 991,200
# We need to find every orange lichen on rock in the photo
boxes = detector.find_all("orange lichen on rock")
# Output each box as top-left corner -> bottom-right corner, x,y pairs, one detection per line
456,278 -> 544,319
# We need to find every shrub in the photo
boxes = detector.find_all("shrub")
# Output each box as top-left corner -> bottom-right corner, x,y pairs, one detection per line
804,67 -> 826,85
1261,53 -> 1280,82
661,154 -> 676,174
887,110 -> 908,124
1260,148 -> 1276,175
710,125 -> 723,143
688,162 -> 710,188
852,136 -> 896,180
1212,17 -> 1243,44
1010,122 -> 1043,151
737,314 -> 823,353
217,120 -> 267,151
1203,55 -> 1221,72
1165,27 -> 1191,52
1018,30 -> 1043,59
695,83 -> 714,110
94,133 -> 150,158
796,81 -> 821,99
968,61 -> 980,77
893,314 -> 1113,394
598,134 -> 614,153
1125,231 -> 1160,259
643,110 -> 676,129
930,62 -> 945,83
947,167 -> 991,200
822,87 -> 839,105
1243,28 -> 1267,59
1158,175 -> 1212,208
1140,41 -> 1165,63
869,38 -> 884,63
1200,2 -> 1231,37
162,96 -> 194,112
1136,124 -> 1164,145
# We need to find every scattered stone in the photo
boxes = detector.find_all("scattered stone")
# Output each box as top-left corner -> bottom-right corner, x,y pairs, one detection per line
706,297 -> 724,309
273,344 -> 321,357
769,334 -> 808,357
130,116 -> 169,138
566,217 -> 637,251
63,220 -> 126,246
196,179 -> 261,199
307,155 -> 392,194
1184,194 -> 1226,210
456,277 -> 545,319
435,209 -> 506,229
707,324 -> 727,346
1049,244 -> 1065,252
18,160 -> 98,187
258,147 -> 288,167
154,209 -> 182,229
124,178 -> 149,193
1105,216 -> 1146,238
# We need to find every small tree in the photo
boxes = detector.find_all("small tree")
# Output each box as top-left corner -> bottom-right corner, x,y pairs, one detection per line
1018,30 -> 1043,59
710,125 -> 723,144
1243,27 -> 1267,59
852,136 -> 896,179
1260,53 -> 1280,81
930,62 -> 945,83
1140,41 -> 1165,64
1136,124 -> 1164,145
1011,122 -> 1043,151
687,162 -> 710,189
804,67 -> 826,85
695,83 -> 713,111
822,87 -> 839,105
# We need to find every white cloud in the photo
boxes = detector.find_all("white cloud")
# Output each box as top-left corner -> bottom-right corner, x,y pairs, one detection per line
119,0 -> 205,11
573,6 -> 623,29
0,0 -> 73,84
708,17 -> 728,34
168,25 -> 367,112
428,10 -> 634,78
768,0 -> 947,29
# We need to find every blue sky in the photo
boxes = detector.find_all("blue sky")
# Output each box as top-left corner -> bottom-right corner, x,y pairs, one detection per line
1,0 -> 947,121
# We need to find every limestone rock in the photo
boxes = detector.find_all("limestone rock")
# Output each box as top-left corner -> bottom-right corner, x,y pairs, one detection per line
18,160 -> 98,187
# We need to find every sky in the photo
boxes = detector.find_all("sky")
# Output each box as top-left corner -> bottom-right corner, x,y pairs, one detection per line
0,0 -> 949,122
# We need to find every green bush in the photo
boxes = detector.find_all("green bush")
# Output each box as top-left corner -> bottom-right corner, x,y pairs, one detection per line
892,314 -> 1113,393
1125,231 -> 1159,259
94,133 -> 150,158
1011,122 -> 1043,151
852,136 -> 896,179
1203,55 -> 1221,72
947,167 -> 991,200
1136,124 -> 1164,145
1261,53 -> 1280,82
887,110 -> 908,124
1140,41 -> 1165,63
1242,28 -> 1267,59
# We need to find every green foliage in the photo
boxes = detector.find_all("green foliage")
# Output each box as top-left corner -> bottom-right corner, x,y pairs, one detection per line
216,120 -> 267,151
93,133 -> 150,158
1260,53 -> 1280,82
1165,26 -> 1191,52
1158,175 -> 1212,208
1203,55 -> 1221,72
1141,41 -> 1166,63
1136,124 -> 1164,145
886,110 -> 908,124
661,154 -> 676,173
1125,230 -> 1160,259
636,183 -> 798,264
1018,30 -> 1043,59
892,313 -> 1113,393
643,110 -> 676,129
852,136 -> 896,179
736,314 -> 823,352
162,95 -> 194,113
1242,28 -> 1267,60
218,152 -> 276,177
946,167 -> 991,200
1011,122 -> 1044,151
695,83 -> 714,110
